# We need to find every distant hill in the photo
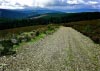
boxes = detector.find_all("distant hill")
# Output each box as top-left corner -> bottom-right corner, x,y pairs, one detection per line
0,9 -> 39,19
0,8 -> 63,19
59,8 -> 100,13
32,12 -> 100,22
0,7 -> 99,19
0,12 -> 100,30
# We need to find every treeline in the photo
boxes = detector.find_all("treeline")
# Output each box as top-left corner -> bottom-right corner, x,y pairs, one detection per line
0,12 -> 100,30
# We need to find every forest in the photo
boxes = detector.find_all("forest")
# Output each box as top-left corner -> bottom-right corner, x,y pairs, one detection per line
0,12 -> 100,30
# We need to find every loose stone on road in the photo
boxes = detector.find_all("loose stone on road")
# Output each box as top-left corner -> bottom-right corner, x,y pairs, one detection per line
0,27 -> 100,71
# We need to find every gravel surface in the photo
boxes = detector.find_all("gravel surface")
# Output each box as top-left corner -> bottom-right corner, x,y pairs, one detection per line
0,27 -> 100,71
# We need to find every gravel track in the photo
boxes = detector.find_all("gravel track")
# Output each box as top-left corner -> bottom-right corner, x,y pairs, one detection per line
0,27 -> 100,71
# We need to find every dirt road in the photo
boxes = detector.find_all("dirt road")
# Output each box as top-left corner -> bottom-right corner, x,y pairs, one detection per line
0,27 -> 100,71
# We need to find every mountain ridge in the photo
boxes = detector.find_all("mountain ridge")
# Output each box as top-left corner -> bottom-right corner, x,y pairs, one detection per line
0,8 -> 64,19
0,8 -> 99,19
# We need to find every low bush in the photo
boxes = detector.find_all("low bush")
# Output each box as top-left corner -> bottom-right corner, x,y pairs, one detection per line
47,24 -> 55,31
24,34 -> 31,42
30,32 -> 36,38
0,24 -> 59,56
36,31 -> 40,36
0,40 -> 16,56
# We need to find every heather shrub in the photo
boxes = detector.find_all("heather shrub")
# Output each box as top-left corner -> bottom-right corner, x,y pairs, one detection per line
0,40 -> 16,55
36,31 -> 40,36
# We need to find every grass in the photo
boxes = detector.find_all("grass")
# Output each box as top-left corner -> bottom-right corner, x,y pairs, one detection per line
30,33 -> 46,43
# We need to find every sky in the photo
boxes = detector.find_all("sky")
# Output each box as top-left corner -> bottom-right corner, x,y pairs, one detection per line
0,0 -> 100,10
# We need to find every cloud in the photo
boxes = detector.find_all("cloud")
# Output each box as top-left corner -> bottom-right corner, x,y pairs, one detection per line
86,1 -> 98,5
0,0 -> 100,9
33,0 -> 53,7
33,0 -> 100,9
0,0 -> 33,9
66,0 -> 85,4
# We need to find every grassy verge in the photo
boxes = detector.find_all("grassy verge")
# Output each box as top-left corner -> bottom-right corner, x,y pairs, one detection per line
0,24 -> 59,56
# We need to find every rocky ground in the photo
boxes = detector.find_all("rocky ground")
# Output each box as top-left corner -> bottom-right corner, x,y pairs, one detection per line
0,27 -> 100,71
